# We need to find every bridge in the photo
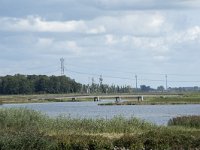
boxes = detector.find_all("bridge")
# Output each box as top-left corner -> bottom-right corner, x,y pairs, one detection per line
56,95 -> 145,102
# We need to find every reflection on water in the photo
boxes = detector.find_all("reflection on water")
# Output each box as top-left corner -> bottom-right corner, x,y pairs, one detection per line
1,100 -> 200,125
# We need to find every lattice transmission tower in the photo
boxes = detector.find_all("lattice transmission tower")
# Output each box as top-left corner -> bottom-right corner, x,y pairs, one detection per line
60,58 -> 65,75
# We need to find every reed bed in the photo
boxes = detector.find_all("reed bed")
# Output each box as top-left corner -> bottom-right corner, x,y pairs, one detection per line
168,115 -> 200,128
1,108 -> 200,150
0,108 -> 155,134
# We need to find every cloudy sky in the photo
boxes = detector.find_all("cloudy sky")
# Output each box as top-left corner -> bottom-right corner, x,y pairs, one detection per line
1,0 -> 200,88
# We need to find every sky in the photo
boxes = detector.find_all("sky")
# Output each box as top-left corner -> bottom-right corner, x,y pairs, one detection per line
1,0 -> 200,88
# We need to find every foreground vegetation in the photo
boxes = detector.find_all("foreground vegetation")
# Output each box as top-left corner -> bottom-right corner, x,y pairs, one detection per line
0,108 -> 200,150
168,115 -> 200,128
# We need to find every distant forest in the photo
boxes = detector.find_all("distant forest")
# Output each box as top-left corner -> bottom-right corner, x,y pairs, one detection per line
0,74 -> 132,95
0,74 -> 81,94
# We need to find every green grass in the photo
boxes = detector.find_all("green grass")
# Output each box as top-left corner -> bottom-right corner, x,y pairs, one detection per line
149,96 -> 200,103
99,96 -> 200,105
1,108 -> 200,150
0,94 -> 101,104
0,108 -> 155,134
168,115 -> 200,128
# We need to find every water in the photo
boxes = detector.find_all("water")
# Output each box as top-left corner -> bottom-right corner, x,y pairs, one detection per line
1,100 -> 200,125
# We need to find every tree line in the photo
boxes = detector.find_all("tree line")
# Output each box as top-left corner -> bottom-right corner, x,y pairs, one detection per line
0,74 -> 81,94
0,74 -> 134,95
0,74 -> 173,95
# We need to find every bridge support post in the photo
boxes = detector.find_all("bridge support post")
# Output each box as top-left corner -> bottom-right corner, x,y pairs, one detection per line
115,96 -> 121,103
72,97 -> 76,101
94,96 -> 100,102
137,96 -> 144,102
141,96 -> 144,101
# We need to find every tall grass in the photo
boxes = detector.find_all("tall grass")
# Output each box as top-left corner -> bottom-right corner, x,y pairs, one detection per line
0,108 -> 49,130
1,108 -> 200,150
0,108 -> 154,134
53,115 -> 156,134
168,115 -> 200,128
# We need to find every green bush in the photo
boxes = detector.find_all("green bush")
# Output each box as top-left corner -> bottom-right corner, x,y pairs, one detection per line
0,108 -> 49,130
113,129 -> 200,150
0,129 -> 56,150
113,134 -> 144,150
56,134 -> 113,150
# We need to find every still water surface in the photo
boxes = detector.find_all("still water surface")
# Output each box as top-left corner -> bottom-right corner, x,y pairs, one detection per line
1,100 -> 200,125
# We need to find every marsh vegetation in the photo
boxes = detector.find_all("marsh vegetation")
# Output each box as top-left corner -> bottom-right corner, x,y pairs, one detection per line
0,108 -> 200,150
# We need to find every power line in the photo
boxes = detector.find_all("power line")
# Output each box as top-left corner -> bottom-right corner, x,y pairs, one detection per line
135,75 -> 138,89
3,62 -> 200,85
66,68 -> 200,84
66,68 -> 133,80
66,63 -> 200,77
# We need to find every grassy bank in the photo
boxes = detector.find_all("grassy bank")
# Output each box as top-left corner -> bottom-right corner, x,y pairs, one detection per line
99,96 -> 200,105
0,94 -> 95,104
1,92 -> 200,105
0,108 -> 200,149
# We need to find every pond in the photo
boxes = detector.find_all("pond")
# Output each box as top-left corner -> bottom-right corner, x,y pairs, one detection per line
1,100 -> 200,125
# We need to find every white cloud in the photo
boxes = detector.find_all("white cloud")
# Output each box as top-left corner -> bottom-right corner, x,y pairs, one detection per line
0,16 -> 108,35
105,34 -> 118,45
167,26 -> 200,44
79,0 -> 200,10
0,12 -> 169,36
90,12 -> 170,36
186,26 -> 200,41
148,13 -> 165,28
34,37 -> 82,56
37,38 -> 54,47
86,26 -> 106,34
0,16 -> 87,32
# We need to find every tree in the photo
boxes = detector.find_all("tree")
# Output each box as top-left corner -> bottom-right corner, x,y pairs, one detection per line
0,74 -> 82,94
140,85 -> 152,92
157,86 -> 165,92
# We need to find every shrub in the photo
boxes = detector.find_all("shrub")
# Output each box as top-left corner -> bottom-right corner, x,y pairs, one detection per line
56,134 -> 113,150
0,129 -> 56,150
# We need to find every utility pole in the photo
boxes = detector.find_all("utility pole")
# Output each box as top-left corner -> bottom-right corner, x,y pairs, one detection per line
87,77 -> 90,94
165,74 -> 168,91
60,58 -> 65,75
135,75 -> 138,90
99,75 -> 103,85
99,75 -> 103,93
